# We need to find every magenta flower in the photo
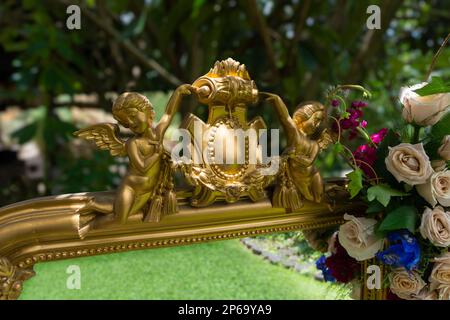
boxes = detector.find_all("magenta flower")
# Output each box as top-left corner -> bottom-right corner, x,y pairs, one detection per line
340,118 -> 357,130
351,101 -> 368,108
331,99 -> 340,107
354,144 -> 377,164
332,101 -> 370,142
348,128 -> 359,140
352,129 -> 388,178
339,108 -> 363,131
370,128 -> 388,144
349,108 -> 363,120
353,144 -> 377,178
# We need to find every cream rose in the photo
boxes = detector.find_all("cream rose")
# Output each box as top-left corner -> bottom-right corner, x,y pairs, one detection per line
414,288 -> 438,300
416,170 -> 450,207
389,269 -> 426,300
431,159 -> 447,172
338,214 -> 384,261
438,135 -> 450,161
327,231 -> 338,254
385,143 -> 433,185
400,82 -> 450,126
429,253 -> 450,290
437,284 -> 450,300
419,206 -> 450,247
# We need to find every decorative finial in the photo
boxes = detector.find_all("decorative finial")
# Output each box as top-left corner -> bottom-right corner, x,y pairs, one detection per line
206,58 -> 251,80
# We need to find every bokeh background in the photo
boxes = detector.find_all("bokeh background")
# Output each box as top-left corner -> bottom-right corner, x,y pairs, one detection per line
0,0 -> 449,299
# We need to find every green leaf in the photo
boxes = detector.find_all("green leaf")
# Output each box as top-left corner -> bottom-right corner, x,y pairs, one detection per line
414,76 -> 450,96
431,112 -> 450,141
378,205 -> 418,234
366,200 -> 384,214
11,122 -> 38,144
346,168 -> 363,199
333,142 -> 344,153
423,112 -> 450,160
367,184 -> 409,207
341,111 -> 350,119
400,124 -> 414,143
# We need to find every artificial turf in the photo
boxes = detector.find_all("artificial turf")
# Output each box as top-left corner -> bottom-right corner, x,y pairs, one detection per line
20,239 -> 345,300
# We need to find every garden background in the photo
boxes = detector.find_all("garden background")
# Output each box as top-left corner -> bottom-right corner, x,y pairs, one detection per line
0,0 -> 449,299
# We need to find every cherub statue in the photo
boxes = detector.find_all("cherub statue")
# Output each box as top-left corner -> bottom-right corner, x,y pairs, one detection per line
261,93 -> 332,210
75,84 -> 195,224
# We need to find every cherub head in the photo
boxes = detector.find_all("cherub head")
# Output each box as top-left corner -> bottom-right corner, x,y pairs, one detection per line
112,92 -> 155,134
293,102 -> 326,136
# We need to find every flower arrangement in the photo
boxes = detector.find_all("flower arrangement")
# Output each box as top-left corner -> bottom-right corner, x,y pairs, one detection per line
314,34 -> 450,300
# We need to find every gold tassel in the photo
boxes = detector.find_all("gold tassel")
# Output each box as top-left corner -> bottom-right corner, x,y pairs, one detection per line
161,163 -> 178,215
162,188 -> 178,215
272,183 -> 288,208
286,184 -> 303,211
144,195 -> 162,222
272,177 -> 303,211
272,161 -> 288,208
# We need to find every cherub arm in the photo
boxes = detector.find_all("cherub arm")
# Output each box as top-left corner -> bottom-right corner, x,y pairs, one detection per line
286,140 -> 320,166
317,128 -> 333,150
261,92 -> 299,146
296,147 -> 319,166
126,139 -> 161,174
156,84 -> 196,138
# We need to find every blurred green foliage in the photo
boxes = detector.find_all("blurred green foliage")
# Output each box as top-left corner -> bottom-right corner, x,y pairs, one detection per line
0,0 -> 449,202
2,1 -> 449,111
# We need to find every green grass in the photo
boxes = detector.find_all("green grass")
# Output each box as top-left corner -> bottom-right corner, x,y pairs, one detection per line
20,240 -> 346,300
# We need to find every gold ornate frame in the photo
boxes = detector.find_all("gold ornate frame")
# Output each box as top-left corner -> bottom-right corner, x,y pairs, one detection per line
0,58 -> 385,300
0,179 -> 364,299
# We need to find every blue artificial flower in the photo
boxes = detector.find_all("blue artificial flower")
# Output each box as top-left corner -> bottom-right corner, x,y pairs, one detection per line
315,255 -> 336,282
376,230 -> 421,270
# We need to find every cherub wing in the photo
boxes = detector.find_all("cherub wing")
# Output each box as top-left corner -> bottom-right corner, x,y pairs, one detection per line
74,123 -> 127,157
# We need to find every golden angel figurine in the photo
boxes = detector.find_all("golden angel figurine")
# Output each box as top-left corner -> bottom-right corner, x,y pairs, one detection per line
262,93 -> 332,210
75,84 -> 196,224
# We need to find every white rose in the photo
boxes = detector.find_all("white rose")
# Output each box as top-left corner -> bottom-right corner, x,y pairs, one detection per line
338,214 -> 384,261
414,288 -> 438,300
385,143 -> 433,185
416,170 -> 450,207
389,268 -> 426,300
419,206 -> 450,247
438,135 -> 450,161
429,252 -> 450,289
327,231 -> 338,254
400,82 -> 450,126
437,284 -> 450,300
